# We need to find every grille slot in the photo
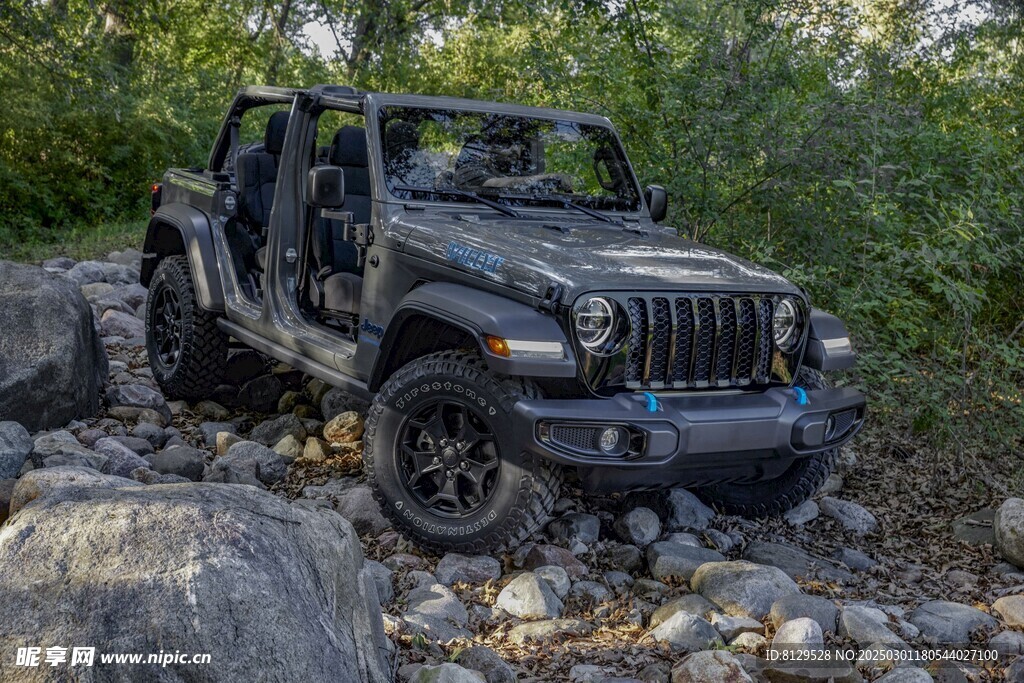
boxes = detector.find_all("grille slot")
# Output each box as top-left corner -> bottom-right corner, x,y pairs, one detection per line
549,425 -> 601,453
623,295 -> 776,390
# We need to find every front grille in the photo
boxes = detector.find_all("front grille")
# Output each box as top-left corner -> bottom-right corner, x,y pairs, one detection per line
549,425 -> 601,453
625,295 -> 775,389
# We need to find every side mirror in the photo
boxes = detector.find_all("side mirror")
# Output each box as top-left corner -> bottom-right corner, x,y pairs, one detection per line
645,185 -> 668,223
306,166 -> 345,208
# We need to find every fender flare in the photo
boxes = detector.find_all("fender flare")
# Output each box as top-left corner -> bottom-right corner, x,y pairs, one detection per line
803,308 -> 857,371
370,282 -> 577,388
140,203 -> 226,312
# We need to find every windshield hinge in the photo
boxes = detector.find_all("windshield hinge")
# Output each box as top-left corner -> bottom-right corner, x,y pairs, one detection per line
539,283 -> 564,313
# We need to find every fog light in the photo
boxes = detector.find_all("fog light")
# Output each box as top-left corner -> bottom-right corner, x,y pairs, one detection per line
599,427 -> 629,456
824,415 -> 836,441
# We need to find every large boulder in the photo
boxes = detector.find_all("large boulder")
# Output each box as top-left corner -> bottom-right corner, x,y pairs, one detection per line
0,261 -> 108,431
995,498 -> 1024,568
0,468 -> 389,682
691,561 -> 800,620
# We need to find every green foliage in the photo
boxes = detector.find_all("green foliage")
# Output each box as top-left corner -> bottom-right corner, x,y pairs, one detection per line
0,0 -> 1021,453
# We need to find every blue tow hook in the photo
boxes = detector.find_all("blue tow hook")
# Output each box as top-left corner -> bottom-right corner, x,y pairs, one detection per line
791,386 -> 809,406
642,392 -> 659,412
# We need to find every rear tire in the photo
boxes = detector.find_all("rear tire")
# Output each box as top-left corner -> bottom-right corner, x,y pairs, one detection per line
364,350 -> 562,554
145,255 -> 228,400
696,367 -> 837,517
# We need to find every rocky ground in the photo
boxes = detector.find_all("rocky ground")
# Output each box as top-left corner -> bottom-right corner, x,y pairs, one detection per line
2,250 -> 1023,682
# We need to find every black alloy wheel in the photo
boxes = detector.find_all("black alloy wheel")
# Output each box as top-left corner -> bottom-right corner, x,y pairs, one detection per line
150,284 -> 183,369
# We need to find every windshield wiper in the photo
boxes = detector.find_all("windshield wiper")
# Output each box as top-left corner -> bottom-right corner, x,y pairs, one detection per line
498,193 -> 622,225
394,184 -> 520,218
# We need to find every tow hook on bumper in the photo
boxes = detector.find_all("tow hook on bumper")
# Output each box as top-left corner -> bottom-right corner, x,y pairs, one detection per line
512,386 -> 866,469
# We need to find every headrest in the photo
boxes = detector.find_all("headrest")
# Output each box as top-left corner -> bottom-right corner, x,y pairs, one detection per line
264,111 -> 289,155
329,126 -> 369,168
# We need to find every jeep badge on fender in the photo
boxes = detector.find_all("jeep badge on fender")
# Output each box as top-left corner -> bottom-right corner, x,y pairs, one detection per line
141,84 -> 866,553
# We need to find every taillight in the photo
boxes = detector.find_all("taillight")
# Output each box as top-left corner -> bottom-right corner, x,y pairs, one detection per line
150,183 -> 163,215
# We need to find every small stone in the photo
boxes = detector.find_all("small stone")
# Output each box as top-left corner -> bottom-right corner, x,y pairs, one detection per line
238,375 -> 284,413
76,429 -> 107,448
874,668 -> 934,683
629,488 -> 715,531
994,498 -> 1024,568
603,571 -> 634,590
130,468 -> 190,485
249,414 -> 307,447
404,582 -> 471,642
663,532 -> 703,547
0,479 -> 16,524
783,500 -> 819,526
100,309 -> 145,338
146,446 -> 206,481
631,578 -> 671,599
216,431 -> 243,455
105,435 -> 155,456
993,595 -> 1024,627
107,406 -> 168,427
606,544 -> 643,572
435,554 -> 502,586
691,561 -> 800,621
412,663 -> 484,683
495,572 -> 564,620
364,560 -> 394,604
614,507 -> 661,547
742,541 -> 853,583
819,497 -> 878,535
650,594 -> 720,628
323,411 -> 365,444
95,438 -> 152,478
770,594 -> 839,635
701,529 -> 734,553
535,565 -> 571,599
730,632 -> 767,652
301,437 -> 332,462
333,486 -> 391,536
568,580 -> 612,605
0,422 -> 33,479
105,384 -> 171,422
523,544 -> 587,579
221,441 -> 288,485
646,542 -> 725,582
195,400 -> 231,421
952,508 -> 996,547
670,650 -> 752,683
130,423 -> 168,448
908,600 -> 998,643
506,619 -> 592,645
771,617 -> 824,658
321,387 -> 369,421
272,434 -> 304,463
455,646 -> 516,683
277,391 -> 303,415
839,605 -> 903,646
710,613 -> 764,640
647,611 -> 722,652
547,512 -> 601,544
833,547 -> 877,571
990,630 -> 1024,655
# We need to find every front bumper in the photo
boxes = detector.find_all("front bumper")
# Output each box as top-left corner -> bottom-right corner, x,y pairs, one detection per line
512,386 -> 865,492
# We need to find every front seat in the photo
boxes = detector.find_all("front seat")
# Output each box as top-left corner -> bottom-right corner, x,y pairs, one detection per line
236,111 -> 289,270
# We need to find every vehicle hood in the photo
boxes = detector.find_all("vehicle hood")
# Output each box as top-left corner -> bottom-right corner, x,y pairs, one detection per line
396,212 -> 802,303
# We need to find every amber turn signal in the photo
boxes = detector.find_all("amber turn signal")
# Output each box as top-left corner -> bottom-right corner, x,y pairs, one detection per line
485,335 -> 510,357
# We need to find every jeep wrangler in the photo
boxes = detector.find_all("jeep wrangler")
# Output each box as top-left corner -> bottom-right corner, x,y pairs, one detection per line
142,85 -> 865,553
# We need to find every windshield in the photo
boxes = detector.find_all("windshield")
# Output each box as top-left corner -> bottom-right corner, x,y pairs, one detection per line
378,106 -> 642,212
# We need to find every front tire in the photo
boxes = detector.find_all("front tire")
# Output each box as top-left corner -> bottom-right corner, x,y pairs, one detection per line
364,351 -> 562,554
696,367 -> 837,517
145,255 -> 228,400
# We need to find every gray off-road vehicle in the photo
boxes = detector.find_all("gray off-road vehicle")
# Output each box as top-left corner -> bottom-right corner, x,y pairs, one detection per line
142,84 -> 865,552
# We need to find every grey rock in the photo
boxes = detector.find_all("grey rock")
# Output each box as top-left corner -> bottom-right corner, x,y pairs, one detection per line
272,434 -> 304,463
221,441 -> 288,485
604,570 -> 634,589
42,256 -> 75,270
951,508 -> 995,547
199,421 -> 237,447
495,572 -> 564,620
670,650 -> 752,683
0,479 -> 15,524
875,668 -> 934,683
523,544 -> 587,578
250,414 -> 307,447
730,632 -> 768,651
506,618 -> 592,645
819,497 -> 878,535
9,467 -> 144,516
0,421 -> 33,479
43,452 -> 106,470
995,498 -> 1024,568
993,595 -> 1024,627
548,512 -> 601,544
650,594 -> 720,628
908,600 -> 998,643
606,544 -> 643,572
94,438 -> 152,478
106,435 -> 155,456
647,611 -> 722,652
0,262 -> 108,431
535,565 -> 571,599
204,453 -> 263,487
333,485 -> 391,536
663,532 -> 703,547
990,629 -> 1024,655
833,546 -> 877,571
770,594 -> 839,634
710,613 -> 764,640
364,560 -> 394,604
105,384 -> 171,423
147,446 -> 206,481
568,580 -> 612,605
691,561 -> 800,620
82,281 -> 115,299
224,350 -> 270,385
630,488 -> 715,531
614,507 -> 661,547
130,423 -> 169,449
63,260 -> 106,286
404,581 -> 471,642
771,617 -> 825,657
455,646 -> 516,683
819,472 -> 843,495
321,387 -> 370,421
412,664 -> 484,683
701,529 -> 734,553
435,553 -> 502,586
646,542 -> 725,582
742,541 -> 854,583
238,375 -> 284,413
109,282 -> 147,308
302,477 -> 360,499
839,605 -> 903,646
76,428 -> 108,448
100,309 -> 145,338
783,500 -> 819,526
130,468 -> 191,485
99,262 -> 139,285
195,400 -> 232,421
0,469 -> 389,681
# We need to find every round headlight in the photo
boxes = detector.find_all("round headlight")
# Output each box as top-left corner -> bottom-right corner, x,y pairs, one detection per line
575,297 -> 615,350
773,298 -> 801,351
